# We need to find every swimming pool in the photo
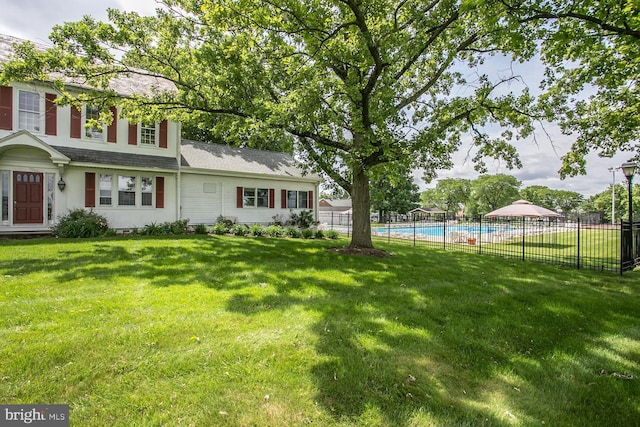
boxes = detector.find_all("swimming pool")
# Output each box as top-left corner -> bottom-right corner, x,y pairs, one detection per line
375,225 -> 504,237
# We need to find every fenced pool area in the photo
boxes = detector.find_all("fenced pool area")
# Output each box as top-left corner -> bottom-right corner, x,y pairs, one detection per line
326,216 -> 635,274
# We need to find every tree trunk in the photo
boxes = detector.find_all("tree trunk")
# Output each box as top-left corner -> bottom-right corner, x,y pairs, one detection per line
349,167 -> 374,248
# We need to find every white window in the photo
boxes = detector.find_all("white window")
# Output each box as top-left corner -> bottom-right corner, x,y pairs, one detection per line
85,105 -> 104,140
141,177 -> 153,206
118,176 -> 136,206
99,174 -> 112,206
287,190 -> 309,209
140,123 -> 157,145
243,187 -> 270,208
298,191 -> 308,209
18,90 -> 40,132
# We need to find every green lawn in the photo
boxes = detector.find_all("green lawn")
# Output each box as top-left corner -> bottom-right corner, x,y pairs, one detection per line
1,235 -> 639,426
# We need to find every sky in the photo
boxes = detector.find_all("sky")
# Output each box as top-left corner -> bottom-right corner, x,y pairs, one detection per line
0,0 -> 634,197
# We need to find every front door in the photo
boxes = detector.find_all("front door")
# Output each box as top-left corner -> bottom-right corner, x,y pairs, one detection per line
13,171 -> 43,224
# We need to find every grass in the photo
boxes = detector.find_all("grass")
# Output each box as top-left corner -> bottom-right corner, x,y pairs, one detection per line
0,235 -> 639,426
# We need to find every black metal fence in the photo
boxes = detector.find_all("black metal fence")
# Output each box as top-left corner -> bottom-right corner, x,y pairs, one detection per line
326,214 -> 632,273
621,220 -> 640,273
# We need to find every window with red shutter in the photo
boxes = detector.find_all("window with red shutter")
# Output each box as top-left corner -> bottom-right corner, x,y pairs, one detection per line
70,105 -> 82,138
45,93 -> 57,136
107,107 -> 118,143
128,123 -> 138,145
0,86 -> 13,130
156,176 -> 165,208
237,187 -> 244,208
85,172 -> 96,208
159,120 -> 168,148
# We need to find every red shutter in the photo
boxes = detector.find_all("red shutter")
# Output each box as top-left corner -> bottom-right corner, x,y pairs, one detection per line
85,172 -> 96,208
308,190 -> 313,209
156,176 -> 165,208
0,86 -> 13,130
107,106 -> 118,143
45,93 -> 57,136
70,105 -> 82,138
269,189 -> 275,208
237,187 -> 243,208
128,123 -> 138,145
281,190 -> 287,209
159,120 -> 168,148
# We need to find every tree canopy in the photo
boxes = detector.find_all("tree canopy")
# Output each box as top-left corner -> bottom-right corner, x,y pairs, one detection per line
467,174 -> 521,216
370,166 -> 420,222
2,0 -> 637,248
507,0 -> 640,177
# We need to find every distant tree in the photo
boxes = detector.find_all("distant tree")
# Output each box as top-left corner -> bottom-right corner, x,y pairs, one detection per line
520,186 -> 583,212
420,178 -> 471,219
468,174 -> 521,217
370,167 -> 420,223
583,183 -> 640,223
420,188 -> 440,211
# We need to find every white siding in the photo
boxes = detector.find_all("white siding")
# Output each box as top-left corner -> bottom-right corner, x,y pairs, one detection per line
181,172 -> 317,225
180,174 -> 223,224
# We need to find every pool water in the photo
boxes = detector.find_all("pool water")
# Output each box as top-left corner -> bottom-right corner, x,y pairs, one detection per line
375,225 -> 504,237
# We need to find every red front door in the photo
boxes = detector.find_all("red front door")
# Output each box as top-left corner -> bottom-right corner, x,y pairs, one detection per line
13,171 -> 44,224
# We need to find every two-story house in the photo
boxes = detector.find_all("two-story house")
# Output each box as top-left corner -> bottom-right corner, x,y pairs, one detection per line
0,34 -> 320,233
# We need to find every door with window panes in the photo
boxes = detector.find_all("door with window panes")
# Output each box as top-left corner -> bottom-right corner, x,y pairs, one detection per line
13,171 -> 43,224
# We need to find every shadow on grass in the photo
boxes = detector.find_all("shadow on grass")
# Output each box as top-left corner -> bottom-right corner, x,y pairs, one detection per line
1,235 -> 638,425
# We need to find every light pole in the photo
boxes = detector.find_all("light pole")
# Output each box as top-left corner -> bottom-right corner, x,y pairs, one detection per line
608,167 -> 616,226
621,161 -> 637,224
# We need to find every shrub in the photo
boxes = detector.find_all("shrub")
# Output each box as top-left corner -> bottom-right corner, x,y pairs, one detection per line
166,219 -> 190,234
301,228 -> 314,239
52,209 -> 111,238
287,210 -> 318,229
271,214 -> 287,226
314,229 -> 325,239
141,222 -> 163,235
231,224 -> 249,236
250,224 -> 265,237
140,219 -> 190,235
215,215 -> 235,228
325,229 -> 339,239
212,223 -> 228,235
265,225 -> 283,237
285,226 -> 301,238
194,224 -> 209,234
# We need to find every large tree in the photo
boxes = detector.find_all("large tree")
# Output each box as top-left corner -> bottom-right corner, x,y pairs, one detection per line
504,0 -> 640,177
4,0 -> 633,248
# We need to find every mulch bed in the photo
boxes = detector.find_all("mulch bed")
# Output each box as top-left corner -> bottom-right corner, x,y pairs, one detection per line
327,247 -> 392,257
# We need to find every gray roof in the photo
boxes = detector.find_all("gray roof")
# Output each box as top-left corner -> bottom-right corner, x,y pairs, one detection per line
51,146 -> 179,170
0,33 -> 175,97
181,140 -> 320,181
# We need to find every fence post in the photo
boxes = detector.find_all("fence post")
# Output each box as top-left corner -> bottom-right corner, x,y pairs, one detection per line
577,216 -> 581,269
387,214 -> 391,243
522,216 -> 526,262
413,215 -> 416,246
479,216 -> 483,254
443,217 -> 447,250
